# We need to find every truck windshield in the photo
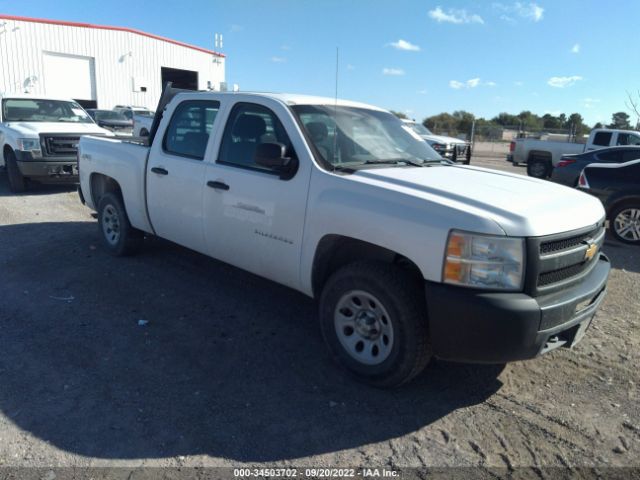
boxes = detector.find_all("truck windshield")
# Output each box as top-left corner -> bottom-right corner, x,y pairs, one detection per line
406,122 -> 433,136
291,105 -> 442,167
2,98 -> 93,123
133,110 -> 154,117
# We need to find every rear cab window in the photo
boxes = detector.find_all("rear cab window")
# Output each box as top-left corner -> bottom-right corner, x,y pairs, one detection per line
592,131 -> 612,147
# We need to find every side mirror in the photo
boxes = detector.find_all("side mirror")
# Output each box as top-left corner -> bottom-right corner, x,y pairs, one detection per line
254,142 -> 298,179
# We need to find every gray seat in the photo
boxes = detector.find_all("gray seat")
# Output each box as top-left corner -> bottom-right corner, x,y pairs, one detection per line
227,114 -> 267,166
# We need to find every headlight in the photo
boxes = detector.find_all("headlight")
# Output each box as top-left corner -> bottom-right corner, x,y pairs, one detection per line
17,138 -> 41,152
443,230 -> 525,291
431,142 -> 446,151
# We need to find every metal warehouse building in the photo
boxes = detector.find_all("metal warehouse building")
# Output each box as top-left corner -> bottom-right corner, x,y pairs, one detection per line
0,14 -> 225,109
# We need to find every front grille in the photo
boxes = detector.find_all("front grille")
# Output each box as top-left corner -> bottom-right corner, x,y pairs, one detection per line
532,224 -> 605,292
42,135 -> 81,157
538,262 -> 589,287
540,227 -> 600,255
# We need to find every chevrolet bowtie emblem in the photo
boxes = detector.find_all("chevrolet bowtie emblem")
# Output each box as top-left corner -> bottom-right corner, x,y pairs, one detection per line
584,243 -> 598,261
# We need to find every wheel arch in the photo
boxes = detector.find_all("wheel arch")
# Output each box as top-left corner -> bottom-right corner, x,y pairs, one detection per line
606,194 -> 640,217
311,234 -> 423,298
528,150 -> 552,162
90,173 -> 122,208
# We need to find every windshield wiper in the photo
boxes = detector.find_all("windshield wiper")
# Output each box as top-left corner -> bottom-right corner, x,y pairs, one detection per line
361,159 -> 425,167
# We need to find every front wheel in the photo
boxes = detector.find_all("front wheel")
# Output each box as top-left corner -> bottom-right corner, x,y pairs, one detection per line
319,261 -> 431,387
609,203 -> 640,245
97,192 -> 143,255
5,150 -> 27,193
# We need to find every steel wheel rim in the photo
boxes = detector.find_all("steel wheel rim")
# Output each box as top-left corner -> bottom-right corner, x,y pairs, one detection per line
334,290 -> 394,366
531,162 -> 546,177
614,208 -> 640,242
101,204 -> 121,246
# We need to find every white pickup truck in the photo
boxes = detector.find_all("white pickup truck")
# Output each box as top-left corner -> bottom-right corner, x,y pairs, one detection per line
78,86 -> 610,387
0,94 -> 111,192
509,128 -> 640,178
402,119 -> 471,164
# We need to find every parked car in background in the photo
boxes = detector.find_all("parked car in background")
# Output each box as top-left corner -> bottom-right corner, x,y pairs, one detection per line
113,105 -> 154,120
77,85 -> 609,387
0,94 -> 111,192
86,109 -> 133,135
132,113 -> 154,137
578,159 -> 640,245
402,119 -> 471,164
508,128 -> 640,178
550,146 -> 640,187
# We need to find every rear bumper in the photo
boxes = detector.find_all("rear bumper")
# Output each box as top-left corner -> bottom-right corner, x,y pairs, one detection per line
15,151 -> 78,182
425,253 -> 610,363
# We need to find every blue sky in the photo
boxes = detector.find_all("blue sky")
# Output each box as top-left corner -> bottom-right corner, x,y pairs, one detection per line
2,0 -> 639,125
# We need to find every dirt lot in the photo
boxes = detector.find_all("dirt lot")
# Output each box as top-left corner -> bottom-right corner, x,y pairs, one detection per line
0,156 -> 638,475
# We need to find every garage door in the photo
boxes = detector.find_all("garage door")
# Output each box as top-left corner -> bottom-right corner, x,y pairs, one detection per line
43,52 -> 96,103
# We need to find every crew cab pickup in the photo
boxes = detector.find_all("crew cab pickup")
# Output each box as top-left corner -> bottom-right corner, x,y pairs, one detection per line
402,119 -> 471,163
78,86 -> 610,386
0,94 -> 111,192
509,128 -> 640,179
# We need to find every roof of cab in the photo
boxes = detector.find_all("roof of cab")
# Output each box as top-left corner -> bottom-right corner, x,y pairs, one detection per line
0,92 -> 78,102
176,91 -> 387,112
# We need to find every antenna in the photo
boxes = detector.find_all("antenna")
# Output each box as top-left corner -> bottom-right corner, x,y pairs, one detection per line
334,47 -> 339,108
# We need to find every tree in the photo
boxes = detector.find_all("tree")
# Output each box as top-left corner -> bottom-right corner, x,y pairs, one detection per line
608,112 -> 631,130
626,90 -> 640,130
542,113 -> 562,130
492,112 -> 520,127
390,110 -> 408,120
423,113 -> 458,135
567,113 -> 589,135
594,122 -> 604,129
452,110 -> 475,136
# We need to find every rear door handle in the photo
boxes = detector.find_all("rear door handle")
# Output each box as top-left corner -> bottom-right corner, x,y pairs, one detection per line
151,167 -> 168,175
207,180 -> 230,191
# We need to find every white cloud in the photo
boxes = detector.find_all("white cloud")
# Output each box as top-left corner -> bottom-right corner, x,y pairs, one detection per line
346,64 -> 356,71
450,78 -> 495,89
418,89 -> 428,94
429,7 -> 484,24
514,81 -> 524,86
382,68 -> 405,76
494,2 -> 544,22
280,44 -> 292,51
547,75 -> 583,88
466,77 -> 481,88
270,56 -> 287,63
388,39 -> 421,51
571,43 -> 580,54
230,24 -> 243,32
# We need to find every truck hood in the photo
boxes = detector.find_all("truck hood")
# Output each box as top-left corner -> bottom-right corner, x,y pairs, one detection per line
353,165 -> 605,237
2,122 -> 110,136
420,134 -> 467,146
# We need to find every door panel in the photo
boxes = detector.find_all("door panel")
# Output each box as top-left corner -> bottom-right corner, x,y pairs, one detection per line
147,100 -> 220,253
203,101 -> 312,290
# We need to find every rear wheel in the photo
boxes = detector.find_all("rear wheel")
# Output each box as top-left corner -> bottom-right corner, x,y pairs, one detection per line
609,203 -> 640,245
527,156 -> 551,178
5,150 -> 27,193
97,192 -> 143,255
319,261 -> 431,387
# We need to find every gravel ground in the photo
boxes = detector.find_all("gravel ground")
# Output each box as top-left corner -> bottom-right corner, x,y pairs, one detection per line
0,156 -> 638,475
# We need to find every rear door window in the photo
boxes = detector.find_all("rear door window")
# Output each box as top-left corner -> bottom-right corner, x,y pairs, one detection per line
592,132 -> 612,146
622,150 -> 640,162
163,100 -> 220,160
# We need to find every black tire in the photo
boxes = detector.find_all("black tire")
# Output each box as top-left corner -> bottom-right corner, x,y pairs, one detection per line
97,192 -> 143,256
609,202 -> 640,245
319,261 -> 431,388
5,149 -> 27,193
527,156 -> 551,178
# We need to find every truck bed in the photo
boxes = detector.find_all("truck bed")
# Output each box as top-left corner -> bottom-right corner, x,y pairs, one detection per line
78,135 -> 153,233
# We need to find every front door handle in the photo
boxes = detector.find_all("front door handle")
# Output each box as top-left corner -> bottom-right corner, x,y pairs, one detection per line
207,180 -> 230,191
151,167 -> 168,175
